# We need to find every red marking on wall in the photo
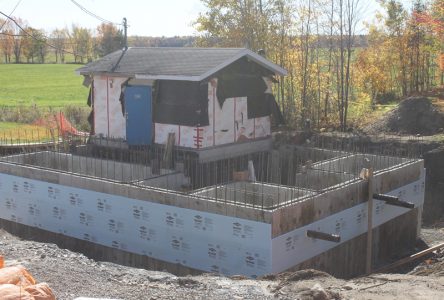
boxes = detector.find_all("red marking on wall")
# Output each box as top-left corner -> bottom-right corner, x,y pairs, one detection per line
193,127 -> 204,149
106,77 -> 110,137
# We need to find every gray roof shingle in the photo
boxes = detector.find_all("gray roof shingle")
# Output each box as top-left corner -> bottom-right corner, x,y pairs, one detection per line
76,47 -> 287,80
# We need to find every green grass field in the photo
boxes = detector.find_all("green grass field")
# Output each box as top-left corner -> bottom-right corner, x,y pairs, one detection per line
0,64 -> 89,107
0,122 -> 55,143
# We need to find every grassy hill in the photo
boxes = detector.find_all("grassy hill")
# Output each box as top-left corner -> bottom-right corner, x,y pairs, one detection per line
0,64 -> 89,107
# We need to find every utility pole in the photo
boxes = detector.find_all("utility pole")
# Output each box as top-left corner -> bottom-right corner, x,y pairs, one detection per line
123,17 -> 128,50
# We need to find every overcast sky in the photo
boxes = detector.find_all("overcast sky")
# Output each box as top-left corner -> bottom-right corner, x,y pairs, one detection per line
0,0 -> 414,37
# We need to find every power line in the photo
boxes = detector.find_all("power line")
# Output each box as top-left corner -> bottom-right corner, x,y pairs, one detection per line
0,32 -> 24,37
0,0 -> 22,32
0,11 -> 85,61
69,0 -> 122,26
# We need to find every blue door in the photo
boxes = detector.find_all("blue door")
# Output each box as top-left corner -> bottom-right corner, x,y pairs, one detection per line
125,85 -> 152,145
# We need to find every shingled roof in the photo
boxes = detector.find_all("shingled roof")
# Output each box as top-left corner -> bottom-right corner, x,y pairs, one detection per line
76,47 -> 287,81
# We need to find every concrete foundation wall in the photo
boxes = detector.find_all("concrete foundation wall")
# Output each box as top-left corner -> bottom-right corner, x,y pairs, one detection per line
293,170 -> 355,191
0,219 -> 203,276
271,169 -> 424,273
312,153 -> 409,175
4,151 -> 188,190
291,208 -> 419,278
0,207 -> 420,279
0,161 -> 272,223
0,171 -> 272,277
272,160 -> 423,237
193,182 -> 314,208
0,147 -> 426,278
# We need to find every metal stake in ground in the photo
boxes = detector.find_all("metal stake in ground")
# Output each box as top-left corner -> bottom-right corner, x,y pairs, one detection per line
365,163 -> 374,275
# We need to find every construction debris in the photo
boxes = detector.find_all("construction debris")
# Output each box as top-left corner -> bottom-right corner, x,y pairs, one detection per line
0,256 -> 55,300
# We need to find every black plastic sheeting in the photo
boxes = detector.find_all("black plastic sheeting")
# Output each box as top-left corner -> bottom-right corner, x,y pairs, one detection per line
88,109 -> 94,135
216,75 -> 267,107
153,80 -> 209,126
119,79 -> 130,116
87,80 -> 94,107
247,93 -> 285,124
267,94 -> 285,125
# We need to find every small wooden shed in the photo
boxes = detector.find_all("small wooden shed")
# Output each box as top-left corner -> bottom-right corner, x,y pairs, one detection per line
77,47 -> 287,153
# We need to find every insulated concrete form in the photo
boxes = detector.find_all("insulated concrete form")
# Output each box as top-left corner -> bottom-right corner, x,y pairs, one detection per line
192,181 -> 315,209
0,148 -> 425,278
3,151 -> 189,191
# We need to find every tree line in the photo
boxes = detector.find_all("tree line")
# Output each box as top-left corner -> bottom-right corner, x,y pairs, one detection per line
195,0 -> 443,130
0,17 -> 203,65
0,20 -> 124,64
1,0 -> 442,131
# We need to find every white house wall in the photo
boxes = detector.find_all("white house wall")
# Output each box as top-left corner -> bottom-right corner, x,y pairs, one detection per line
154,79 -> 271,149
93,77 -> 108,137
94,76 -> 272,147
254,116 -> 271,138
214,97 -> 235,145
93,76 -> 128,139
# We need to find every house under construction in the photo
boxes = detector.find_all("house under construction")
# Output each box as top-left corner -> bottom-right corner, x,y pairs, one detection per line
0,48 -> 425,278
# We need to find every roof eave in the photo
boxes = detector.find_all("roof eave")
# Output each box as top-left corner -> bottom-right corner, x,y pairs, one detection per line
244,50 -> 288,76
198,49 -> 288,81
76,48 -> 288,80
77,70 -> 136,78
135,74 -> 201,81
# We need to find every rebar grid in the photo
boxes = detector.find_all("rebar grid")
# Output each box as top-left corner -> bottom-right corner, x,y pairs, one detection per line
0,130 -> 424,210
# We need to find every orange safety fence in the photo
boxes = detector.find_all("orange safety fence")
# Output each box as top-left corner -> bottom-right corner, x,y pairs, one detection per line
34,111 -> 89,137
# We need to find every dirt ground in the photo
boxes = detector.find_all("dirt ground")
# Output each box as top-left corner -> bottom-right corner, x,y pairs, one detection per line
1,224 -> 444,300
363,96 -> 444,135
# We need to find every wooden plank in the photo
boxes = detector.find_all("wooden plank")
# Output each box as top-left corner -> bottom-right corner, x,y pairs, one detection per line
373,242 -> 444,274
306,230 -> 340,243
163,132 -> 175,168
373,193 -> 415,209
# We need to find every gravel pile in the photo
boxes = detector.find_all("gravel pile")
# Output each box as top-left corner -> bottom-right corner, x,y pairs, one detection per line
2,228 -> 444,300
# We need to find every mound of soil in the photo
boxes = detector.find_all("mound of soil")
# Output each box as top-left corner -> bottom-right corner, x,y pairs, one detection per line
365,97 -> 444,135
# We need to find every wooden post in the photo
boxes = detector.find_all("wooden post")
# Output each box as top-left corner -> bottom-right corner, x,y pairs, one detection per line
366,167 -> 374,274
163,132 -> 175,169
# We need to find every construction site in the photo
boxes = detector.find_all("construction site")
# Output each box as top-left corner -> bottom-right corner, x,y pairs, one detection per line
0,47 -> 442,300
0,131 -> 426,279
